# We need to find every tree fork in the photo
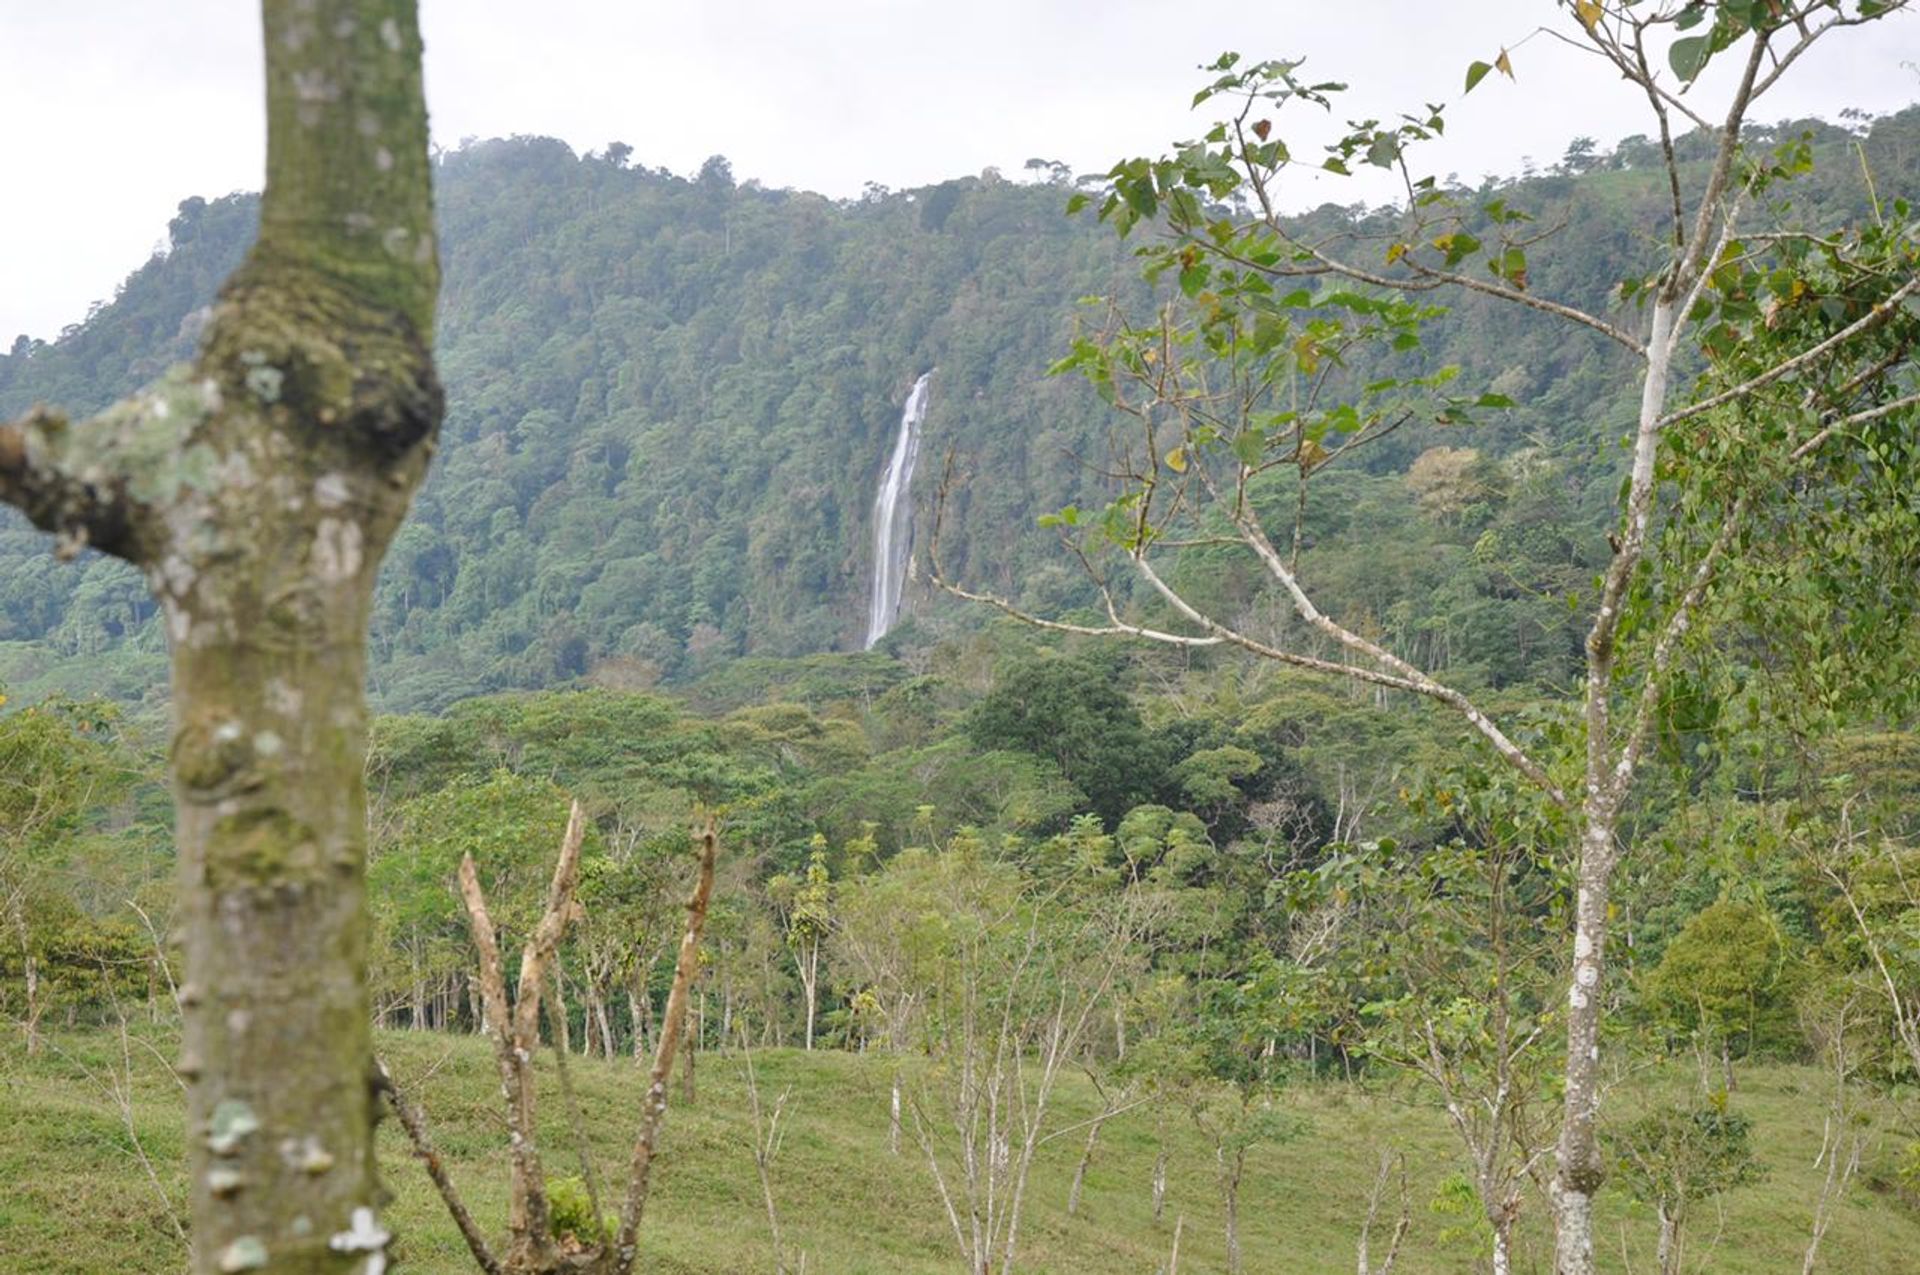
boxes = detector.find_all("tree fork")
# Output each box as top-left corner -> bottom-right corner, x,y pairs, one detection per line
1,3 -> 442,1271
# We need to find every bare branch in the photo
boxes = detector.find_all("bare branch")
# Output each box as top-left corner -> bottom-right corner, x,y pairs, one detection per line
455,798 -> 587,1263
611,815 -> 721,1275
1673,34 -> 1769,294
929,441 -> 1566,805
513,801 -> 588,1045
0,363 -> 233,565
0,412 -> 142,563
374,1058 -> 503,1275
1356,1149 -> 1411,1275
1284,243 -> 1647,356
1202,510 -> 1568,802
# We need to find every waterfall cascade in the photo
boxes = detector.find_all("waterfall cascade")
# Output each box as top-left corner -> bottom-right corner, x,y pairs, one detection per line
864,371 -> 932,648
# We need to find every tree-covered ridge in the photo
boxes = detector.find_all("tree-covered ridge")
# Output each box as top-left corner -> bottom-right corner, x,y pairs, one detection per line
3,111 -> 1917,710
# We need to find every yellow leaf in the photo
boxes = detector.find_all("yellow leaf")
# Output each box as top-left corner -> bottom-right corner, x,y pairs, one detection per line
1575,0 -> 1603,32
1386,242 -> 1410,265
1294,335 -> 1321,375
1165,447 -> 1187,474
1495,48 -> 1514,80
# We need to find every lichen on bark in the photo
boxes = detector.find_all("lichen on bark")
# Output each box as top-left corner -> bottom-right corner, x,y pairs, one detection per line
0,3 -> 443,1271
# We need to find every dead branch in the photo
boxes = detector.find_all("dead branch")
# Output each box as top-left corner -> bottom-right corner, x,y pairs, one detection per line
457,798 -> 588,1266
1356,1149 -> 1410,1275
740,1033 -> 797,1275
609,814 -> 721,1275
375,1057 -> 503,1275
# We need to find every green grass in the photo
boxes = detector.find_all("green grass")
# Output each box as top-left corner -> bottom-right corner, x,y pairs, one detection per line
3,1026 -> 1917,1273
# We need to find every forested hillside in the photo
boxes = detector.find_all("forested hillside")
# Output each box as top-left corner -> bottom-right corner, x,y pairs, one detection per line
4,108 -> 1916,710
12,0 -> 1920,1265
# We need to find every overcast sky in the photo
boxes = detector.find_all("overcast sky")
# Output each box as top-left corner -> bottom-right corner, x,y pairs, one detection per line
3,2 -> 1917,342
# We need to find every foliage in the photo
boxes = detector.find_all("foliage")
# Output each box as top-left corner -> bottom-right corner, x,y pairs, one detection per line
1609,1101 -> 1765,1220
5,111 -> 1918,705
546,1175 -> 609,1247
1643,900 -> 1799,1060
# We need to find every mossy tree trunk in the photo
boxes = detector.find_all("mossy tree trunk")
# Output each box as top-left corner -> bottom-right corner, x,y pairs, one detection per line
0,2 -> 440,1271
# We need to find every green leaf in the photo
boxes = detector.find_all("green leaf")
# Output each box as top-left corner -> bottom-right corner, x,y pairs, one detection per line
1465,61 -> 1494,94
1669,35 -> 1711,82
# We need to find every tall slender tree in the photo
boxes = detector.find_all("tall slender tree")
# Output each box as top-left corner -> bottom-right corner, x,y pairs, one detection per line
934,5 -> 1920,1272
0,3 -> 441,1269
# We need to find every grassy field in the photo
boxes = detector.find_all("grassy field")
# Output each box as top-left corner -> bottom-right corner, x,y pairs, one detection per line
2,1025 -> 1917,1274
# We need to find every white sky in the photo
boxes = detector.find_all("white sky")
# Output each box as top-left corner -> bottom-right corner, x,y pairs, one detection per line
2,2 -> 1916,342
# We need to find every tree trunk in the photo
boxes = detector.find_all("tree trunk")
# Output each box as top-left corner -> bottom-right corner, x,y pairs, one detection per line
1218,1148 -> 1243,1275
890,1071 -> 903,1157
680,997 -> 697,1104
801,943 -> 818,1052
9,899 -> 40,1056
628,986 -> 647,1060
22,950 -> 42,1057
1492,1218 -> 1513,1275
549,957 -> 572,1052
0,3 -> 442,1269
595,988 -> 615,1061
1656,1204 -> 1679,1275
1152,1145 -> 1168,1224
1550,806 -> 1620,1275
1551,295 -> 1677,1275
1067,1117 -> 1105,1217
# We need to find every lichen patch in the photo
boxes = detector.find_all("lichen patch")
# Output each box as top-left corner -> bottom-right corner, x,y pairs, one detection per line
313,517 -> 364,583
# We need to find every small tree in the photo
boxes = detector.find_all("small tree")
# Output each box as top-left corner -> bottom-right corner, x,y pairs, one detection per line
386,807 -> 721,1275
1188,1079 -> 1306,1275
1318,814 -> 1562,1275
1132,959 -> 1312,1275
888,828 -> 1146,1275
0,695 -> 124,1054
1609,1102 -> 1764,1275
770,836 -> 834,1050
1644,899 -> 1793,1089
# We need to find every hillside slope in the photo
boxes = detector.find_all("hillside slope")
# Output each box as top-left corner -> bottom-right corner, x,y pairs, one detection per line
4,1027 -> 1918,1274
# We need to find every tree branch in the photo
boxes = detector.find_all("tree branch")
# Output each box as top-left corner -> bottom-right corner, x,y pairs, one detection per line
1661,275 -> 1920,428
1283,242 -> 1647,356
611,815 -> 720,1275
513,801 -> 588,1046
374,1058 -> 502,1275
0,367 -> 220,565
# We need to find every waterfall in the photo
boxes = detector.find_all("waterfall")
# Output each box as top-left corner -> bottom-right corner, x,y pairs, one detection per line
865,371 -> 932,649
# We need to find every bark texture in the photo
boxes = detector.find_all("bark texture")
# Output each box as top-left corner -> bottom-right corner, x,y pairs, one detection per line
0,4 -> 440,1270
458,801 -> 588,1272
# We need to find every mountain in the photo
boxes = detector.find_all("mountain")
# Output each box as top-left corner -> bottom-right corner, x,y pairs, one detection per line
3,110 -> 1915,710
